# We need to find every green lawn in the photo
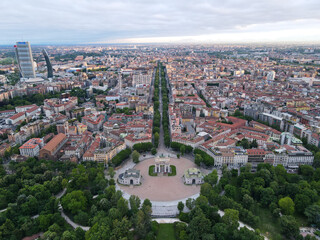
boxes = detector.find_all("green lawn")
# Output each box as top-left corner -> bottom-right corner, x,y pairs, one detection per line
168,165 -> 176,176
149,165 -> 157,176
255,207 -> 283,240
254,206 -> 309,240
157,224 -> 176,240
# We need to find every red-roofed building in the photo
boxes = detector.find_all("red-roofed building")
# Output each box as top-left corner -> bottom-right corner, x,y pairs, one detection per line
19,138 -> 44,157
6,112 -> 26,125
82,114 -> 105,131
15,104 -> 37,113
247,149 -> 266,168
39,133 -> 67,160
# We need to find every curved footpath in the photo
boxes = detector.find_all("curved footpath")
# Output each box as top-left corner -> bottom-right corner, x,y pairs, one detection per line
55,188 -> 90,231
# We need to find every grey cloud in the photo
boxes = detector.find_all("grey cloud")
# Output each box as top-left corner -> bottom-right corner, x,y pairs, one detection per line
0,0 -> 320,44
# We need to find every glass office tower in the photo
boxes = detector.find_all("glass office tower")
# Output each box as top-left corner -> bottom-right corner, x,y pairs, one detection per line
42,49 -> 53,78
14,42 -> 36,78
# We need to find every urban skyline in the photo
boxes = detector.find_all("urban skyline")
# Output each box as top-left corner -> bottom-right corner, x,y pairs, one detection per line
1,1 -> 320,239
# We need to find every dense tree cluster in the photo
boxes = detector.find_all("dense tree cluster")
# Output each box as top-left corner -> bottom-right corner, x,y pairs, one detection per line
177,195 -> 264,240
84,190 -> 155,240
132,142 -> 153,153
0,158 -> 76,239
171,142 -> 193,154
202,163 -> 320,239
0,87 -> 88,111
236,138 -> 258,149
153,65 -> 160,138
0,155 -> 162,240
160,65 -> 171,147
132,150 -> 140,163
115,107 -> 134,115
194,149 -> 215,167
111,148 -> 132,167
0,92 -> 61,111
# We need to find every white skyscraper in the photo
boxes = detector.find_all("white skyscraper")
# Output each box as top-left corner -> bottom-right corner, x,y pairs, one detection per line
267,71 -> 275,81
14,41 -> 36,78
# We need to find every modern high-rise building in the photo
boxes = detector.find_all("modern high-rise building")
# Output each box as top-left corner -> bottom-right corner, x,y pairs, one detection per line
42,49 -> 53,78
14,41 -> 36,78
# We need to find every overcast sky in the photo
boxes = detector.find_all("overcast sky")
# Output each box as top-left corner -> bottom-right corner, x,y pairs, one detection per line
1,0 -> 320,45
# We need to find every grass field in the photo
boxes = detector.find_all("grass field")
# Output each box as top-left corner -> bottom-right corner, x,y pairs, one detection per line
168,165 -> 176,176
156,224 -> 176,240
255,206 -> 308,240
149,165 -> 157,176
255,207 -> 283,240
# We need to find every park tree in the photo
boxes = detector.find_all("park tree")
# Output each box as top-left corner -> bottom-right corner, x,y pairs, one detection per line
245,163 -> 252,173
153,127 -> 160,134
85,222 -> 111,240
61,190 -> 87,214
135,203 -> 152,239
61,231 -> 76,240
132,150 -> 140,163
164,134 -> 171,147
295,194 -> 311,214
280,215 -> 299,239
108,167 -> 115,178
279,197 -> 295,215
187,210 -> 211,240
74,227 -> 85,240
154,132 -> 160,147
200,183 -> 212,198
299,165 -> 314,179
204,169 -> 218,185
250,139 -> 258,148
70,165 -> 89,190
186,198 -> 195,210
142,198 -> 152,209
180,145 -> 186,155
222,209 -> 239,230
178,201 -> 185,212
313,152 -> 320,168
111,148 -> 132,166
151,147 -> 157,155
74,211 -> 89,226
304,204 -> 320,227
117,197 -> 129,217
129,195 -> 141,214
260,187 -> 276,208
213,223 -> 228,239
111,217 -> 131,240
242,194 -> 254,210
195,154 -> 203,166
133,142 -> 153,153
225,184 -> 237,199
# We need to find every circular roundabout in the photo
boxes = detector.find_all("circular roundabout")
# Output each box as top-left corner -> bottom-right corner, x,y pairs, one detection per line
117,156 -> 201,202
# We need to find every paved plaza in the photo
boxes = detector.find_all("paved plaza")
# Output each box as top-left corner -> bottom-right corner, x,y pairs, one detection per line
118,157 -> 201,201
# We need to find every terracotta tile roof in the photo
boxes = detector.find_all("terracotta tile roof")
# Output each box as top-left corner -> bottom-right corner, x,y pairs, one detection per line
26,106 -> 39,113
42,133 -> 67,152
247,149 -> 266,155
9,112 -> 25,120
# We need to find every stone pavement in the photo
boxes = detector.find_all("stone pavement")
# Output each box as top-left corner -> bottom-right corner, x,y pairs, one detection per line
117,157 -> 201,201
152,218 -> 182,224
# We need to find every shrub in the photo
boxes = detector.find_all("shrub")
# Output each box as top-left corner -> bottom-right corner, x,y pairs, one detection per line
111,148 -> 132,166
168,165 -> 176,176
149,166 -> 157,176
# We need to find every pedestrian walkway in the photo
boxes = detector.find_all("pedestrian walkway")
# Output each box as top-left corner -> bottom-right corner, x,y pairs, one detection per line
58,203 -> 90,231
152,218 -> 182,224
217,210 -> 268,240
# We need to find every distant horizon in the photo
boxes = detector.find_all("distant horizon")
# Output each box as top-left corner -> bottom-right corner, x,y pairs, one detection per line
1,40 -> 320,48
